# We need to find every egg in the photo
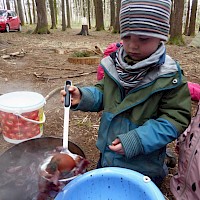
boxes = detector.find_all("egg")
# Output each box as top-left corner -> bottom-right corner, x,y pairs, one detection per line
46,153 -> 76,174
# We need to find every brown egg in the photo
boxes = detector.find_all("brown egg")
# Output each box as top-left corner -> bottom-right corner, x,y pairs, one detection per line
47,153 -> 76,174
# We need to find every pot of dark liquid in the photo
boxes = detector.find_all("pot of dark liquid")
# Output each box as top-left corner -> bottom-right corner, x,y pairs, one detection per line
0,137 -> 85,200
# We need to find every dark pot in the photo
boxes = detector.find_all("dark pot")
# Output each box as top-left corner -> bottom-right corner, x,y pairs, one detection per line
0,137 -> 85,200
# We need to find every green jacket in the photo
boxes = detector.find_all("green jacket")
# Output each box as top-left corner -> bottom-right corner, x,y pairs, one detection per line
74,54 -> 191,180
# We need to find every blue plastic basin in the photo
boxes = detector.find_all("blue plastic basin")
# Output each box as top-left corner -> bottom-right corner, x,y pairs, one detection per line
55,167 -> 165,200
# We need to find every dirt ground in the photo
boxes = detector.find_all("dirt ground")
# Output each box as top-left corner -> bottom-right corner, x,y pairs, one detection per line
0,26 -> 200,199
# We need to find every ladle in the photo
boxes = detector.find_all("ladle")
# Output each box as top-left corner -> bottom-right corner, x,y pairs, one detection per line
61,80 -> 77,158
39,81 -> 80,182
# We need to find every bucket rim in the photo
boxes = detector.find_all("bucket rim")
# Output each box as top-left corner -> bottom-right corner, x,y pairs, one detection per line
0,91 -> 46,113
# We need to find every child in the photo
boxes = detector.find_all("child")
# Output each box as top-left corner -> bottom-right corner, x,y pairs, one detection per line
61,0 -> 191,186
97,42 -> 122,81
170,101 -> 200,199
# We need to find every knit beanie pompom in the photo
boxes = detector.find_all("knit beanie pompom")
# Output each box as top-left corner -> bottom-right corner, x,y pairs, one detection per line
120,0 -> 172,41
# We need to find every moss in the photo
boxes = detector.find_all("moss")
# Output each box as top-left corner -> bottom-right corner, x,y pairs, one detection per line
33,25 -> 50,34
112,30 -> 120,34
96,26 -> 105,31
37,27 -> 50,34
72,50 -> 91,57
168,36 -> 185,46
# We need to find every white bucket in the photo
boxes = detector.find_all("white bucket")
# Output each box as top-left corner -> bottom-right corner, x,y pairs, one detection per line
0,91 -> 46,144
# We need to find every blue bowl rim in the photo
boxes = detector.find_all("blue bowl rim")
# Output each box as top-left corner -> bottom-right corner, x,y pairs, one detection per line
55,167 -> 165,200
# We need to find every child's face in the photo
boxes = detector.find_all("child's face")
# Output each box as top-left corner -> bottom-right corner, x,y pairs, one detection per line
122,34 -> 161,61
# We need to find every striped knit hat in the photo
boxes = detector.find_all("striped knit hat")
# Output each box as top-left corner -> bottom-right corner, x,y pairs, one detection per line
120,0 -> 172,41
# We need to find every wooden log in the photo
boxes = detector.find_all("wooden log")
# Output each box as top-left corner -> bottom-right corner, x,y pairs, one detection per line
68,56 -> 101,65
1,55 -> 10,59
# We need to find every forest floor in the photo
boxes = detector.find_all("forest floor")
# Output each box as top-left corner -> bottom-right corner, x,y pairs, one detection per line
0,26 -> 200,199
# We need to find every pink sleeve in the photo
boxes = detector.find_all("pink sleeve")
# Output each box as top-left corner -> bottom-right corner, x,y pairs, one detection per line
96,42 -> 123,81
188,82 -> 200,101
97,65 -> 104,81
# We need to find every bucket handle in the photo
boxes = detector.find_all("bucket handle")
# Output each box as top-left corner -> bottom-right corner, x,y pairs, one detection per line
15,113 -> 46,124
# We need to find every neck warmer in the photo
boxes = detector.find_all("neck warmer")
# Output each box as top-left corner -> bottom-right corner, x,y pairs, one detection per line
114,42 -> 166,90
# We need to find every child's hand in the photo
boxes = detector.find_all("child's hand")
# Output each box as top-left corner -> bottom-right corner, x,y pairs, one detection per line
60,85 -> 81,106
109,138 -> 125,155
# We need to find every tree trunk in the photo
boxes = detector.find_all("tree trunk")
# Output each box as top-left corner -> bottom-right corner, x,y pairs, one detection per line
77,0 -> 82,17
2,0 -> 6,9
113,0 -> 121,33
17,0 -> 25,26
83,0 -> 86,17
90,0 -> 95,22
14,0 -> 19,14
87,0 -> 91,29
6,0 -> 11,10
73,0 -> 78,21
33,0 -> 50,34
61,0 -> 66,31
23,0 -> 28,24
66,0 -> 71,28
32,0 -> 36,23
94,0 -> 104,31
77,25 -> 89,35
49,0 -> 57,29
27,0 -> 33,24
54,0 -> 58,25
184,0 -> 191,35
169,0 -> 184,45
188,0 -> 198,36
169,0 -> 174,34
110,0 -> 115,29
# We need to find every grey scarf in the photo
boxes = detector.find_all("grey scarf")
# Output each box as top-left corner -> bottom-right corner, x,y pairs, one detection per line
114,42 -> 166,89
